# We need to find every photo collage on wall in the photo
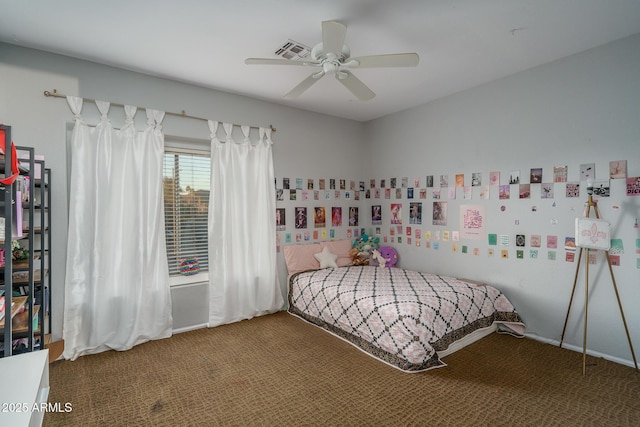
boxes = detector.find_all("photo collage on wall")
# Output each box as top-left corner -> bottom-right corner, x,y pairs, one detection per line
276,158 -> 638,267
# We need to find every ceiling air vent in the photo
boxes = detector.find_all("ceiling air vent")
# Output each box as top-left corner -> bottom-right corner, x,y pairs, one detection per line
274,40 -> 311,60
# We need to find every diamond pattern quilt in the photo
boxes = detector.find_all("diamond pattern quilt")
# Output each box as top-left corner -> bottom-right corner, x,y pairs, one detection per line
288,266 -> 525,372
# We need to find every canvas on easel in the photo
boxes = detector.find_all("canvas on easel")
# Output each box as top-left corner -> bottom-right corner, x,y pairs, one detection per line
575,218 -> 610,251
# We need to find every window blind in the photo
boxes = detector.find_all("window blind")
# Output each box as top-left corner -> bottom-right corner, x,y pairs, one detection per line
163,149 -> 210,276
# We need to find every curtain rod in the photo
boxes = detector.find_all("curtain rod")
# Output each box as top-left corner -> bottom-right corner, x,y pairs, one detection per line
43,89 -> 276,133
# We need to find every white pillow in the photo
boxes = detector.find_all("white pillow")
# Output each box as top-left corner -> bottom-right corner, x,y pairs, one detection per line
314,246 -> 338,269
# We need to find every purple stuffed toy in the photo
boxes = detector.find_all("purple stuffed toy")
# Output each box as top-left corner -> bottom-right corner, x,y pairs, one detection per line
372,246 -> 398,267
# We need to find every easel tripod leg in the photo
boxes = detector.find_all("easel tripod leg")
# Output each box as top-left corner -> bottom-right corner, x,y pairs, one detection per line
560,247 -> 583,347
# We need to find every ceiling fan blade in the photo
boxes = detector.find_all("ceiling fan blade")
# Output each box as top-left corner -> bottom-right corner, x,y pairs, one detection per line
322,20 -> 347,57
245,58 -> 319,67
349,53 -> 419,68
336,70 -> 375,101
284,72 -> 324,99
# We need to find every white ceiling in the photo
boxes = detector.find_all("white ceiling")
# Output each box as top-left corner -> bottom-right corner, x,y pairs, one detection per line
1,0 -> 640,122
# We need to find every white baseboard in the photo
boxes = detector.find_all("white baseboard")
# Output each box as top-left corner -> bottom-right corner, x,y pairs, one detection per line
172,323 -> 208,335
525,333 -> 638,369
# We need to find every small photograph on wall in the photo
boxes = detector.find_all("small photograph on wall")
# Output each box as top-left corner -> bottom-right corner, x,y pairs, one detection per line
499,185 -> 510,200
332,207 -> 342,227
463,187 -> 472,200
426,175 -> 434,187
592,180 -> 610,197
566,182 -> 580,198
348,207 -> 359,226
314,207 -> 326,228
433,201 -> 447,226
609,160 -> 627,179
283,177 -> 290,189
276,208 -> 286,231
448,187 -> 456,199
440,175 -> 449,187
390,177 -> 397,188
276,189 -> 284,201
519,184 -> 530,199
371,205 -> 382,225
290,190 -> 297,201
472,172 -> 481,186
295,207 -> 307,229
409,202 -> 422,224
626,177 -> 640,196
455,174 -> 464,188
553,166 -> 568,183
319,179 -> 326,190
329,179 -> 336,190
432,189 -> 441,199
580,163 -> 595,181
564,237 -> 576,252
541,183 -> 554,199
480,186 -> 490,200
489,171 -> 500,186
390,203 -> 402,224
460,205 -> 485,240
401,177 -> 409,188
530,234 -> 541,248
530,168 -> 543,184
508,170 -> 520,184
307,179 -> 314,190
419,189 -> 427,199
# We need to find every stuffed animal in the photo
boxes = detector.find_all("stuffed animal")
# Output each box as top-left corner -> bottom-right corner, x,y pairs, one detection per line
371,249 -> 386,267
376,246 -> 398,267
350,247 -> 369,266
350,233 -> 380,266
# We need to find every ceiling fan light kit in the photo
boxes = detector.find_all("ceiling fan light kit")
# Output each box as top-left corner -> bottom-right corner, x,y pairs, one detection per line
245,20 -> 419,101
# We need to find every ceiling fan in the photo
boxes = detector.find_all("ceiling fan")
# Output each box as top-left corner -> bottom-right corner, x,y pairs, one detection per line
245,20 -> 419,101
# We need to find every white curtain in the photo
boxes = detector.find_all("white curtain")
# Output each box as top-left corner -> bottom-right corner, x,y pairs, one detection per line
208,121 -> 283,327
63,96 -> 172,360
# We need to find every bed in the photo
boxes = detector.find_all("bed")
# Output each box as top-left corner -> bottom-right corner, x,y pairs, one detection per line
284,241 -> 525,372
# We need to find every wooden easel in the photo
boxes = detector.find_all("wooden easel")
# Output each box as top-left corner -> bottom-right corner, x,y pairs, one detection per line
559,192 -> 638,375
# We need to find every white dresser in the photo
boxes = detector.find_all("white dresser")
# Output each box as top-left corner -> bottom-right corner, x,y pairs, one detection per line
0,349 -> 49,427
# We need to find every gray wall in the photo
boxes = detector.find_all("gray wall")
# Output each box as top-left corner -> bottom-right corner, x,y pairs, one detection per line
361,33 -> 640,366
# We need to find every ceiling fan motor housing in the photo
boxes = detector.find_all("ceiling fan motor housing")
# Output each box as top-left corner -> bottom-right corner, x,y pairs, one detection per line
311,43 -> 351,64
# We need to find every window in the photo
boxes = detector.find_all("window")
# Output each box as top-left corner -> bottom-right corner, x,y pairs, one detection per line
163,148 -> 210,277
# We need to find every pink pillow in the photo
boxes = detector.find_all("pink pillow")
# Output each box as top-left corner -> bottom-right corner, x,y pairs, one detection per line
320,239 -> 353,267
284,243 -> 322,275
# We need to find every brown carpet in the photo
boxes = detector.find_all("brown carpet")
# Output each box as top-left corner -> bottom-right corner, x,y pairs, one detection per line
45,311 -> 640,427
